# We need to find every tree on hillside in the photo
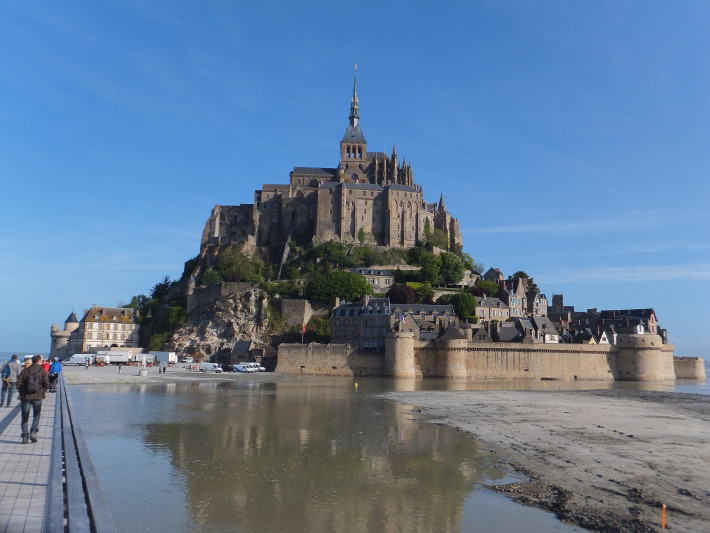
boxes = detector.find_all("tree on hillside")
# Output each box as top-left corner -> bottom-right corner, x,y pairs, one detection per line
419,254 -> 442,286
509,270 -> 539,294
357,227 -> 367,245
306,241 -> 354,269
473,280 -> 501,298
151,275 -> 173,301
386,285 -> 416,304
431,228 -> 449,250
449,292 -> 477,319
216,248 -> 265,282
461,252 -> 484,274
407,244 -> 429,266
200,270 -> 222,286
305,271 -> 372,302
440,253 -> 465,285
423,219 -> 433,245
414,282 -> 434,304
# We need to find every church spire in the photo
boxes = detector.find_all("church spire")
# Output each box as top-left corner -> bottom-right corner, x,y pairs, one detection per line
349,64 -> 360,127
439,192 -> 446,212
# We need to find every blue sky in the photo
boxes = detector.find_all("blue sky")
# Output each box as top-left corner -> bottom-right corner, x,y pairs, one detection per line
1,1 -> 708,359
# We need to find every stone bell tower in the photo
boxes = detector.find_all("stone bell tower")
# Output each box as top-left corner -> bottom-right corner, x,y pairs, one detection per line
339,65 -> 368,182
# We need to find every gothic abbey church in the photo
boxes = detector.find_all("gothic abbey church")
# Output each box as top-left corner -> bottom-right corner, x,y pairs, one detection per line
199,71 -> 462,261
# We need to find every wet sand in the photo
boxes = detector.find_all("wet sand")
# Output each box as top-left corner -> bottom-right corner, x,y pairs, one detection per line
384,389 -> 710,533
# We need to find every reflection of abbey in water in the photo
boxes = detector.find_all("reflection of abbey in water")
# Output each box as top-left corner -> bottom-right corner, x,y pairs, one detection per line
142,381 -> 487,532
200,69 -> 461,261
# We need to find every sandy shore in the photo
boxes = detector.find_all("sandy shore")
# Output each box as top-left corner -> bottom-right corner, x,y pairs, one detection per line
384,389 -> 710,532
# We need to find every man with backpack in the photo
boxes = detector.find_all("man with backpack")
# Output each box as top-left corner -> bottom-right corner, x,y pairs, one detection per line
1,354 -> 22,407
16,355 -> 49,444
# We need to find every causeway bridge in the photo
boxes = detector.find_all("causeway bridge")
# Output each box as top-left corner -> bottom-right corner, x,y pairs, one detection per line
0,375 -> 115,532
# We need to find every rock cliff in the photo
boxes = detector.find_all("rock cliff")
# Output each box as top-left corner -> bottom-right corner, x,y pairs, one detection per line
168,287 -> 269,359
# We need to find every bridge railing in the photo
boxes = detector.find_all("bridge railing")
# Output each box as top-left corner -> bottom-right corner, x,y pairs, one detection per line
44,373 -> 116,532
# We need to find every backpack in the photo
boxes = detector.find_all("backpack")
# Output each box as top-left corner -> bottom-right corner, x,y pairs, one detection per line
25,371 -> 41,394
1,364 -> 9,380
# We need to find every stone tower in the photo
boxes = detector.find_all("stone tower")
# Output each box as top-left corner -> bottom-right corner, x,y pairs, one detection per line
339,65 -> 368,182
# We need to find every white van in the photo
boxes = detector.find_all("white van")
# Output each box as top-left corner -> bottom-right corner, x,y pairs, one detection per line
198,362 -> 222,373
234,363 -> 256,373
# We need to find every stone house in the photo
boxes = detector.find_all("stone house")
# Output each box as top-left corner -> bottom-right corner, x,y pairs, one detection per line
331,296 -> 393,352
599,309 -> 658,335
526,292 -> 548,317
474,296 -> 509,323
350,268 -> 394,291
50,305 -> 140,357
498,277 -> 527,319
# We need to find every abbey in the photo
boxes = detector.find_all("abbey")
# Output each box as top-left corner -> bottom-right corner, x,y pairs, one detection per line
200,71 -> 462,260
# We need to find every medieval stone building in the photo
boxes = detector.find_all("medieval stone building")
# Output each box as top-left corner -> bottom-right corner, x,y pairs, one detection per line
199,70 -> 462,262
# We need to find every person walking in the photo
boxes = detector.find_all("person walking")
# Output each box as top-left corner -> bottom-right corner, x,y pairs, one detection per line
1,354 -> 22,407
48,357 -> 62,393
16,355 -> 50,444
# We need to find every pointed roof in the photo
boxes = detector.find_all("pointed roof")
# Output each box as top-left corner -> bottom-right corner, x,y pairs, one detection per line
65,311 -> 79,324
349,64 -> 359,123
342,65 -> 366,144
438,192 -> 446,212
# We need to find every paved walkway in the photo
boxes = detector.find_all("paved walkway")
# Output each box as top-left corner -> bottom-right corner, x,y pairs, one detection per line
0,392 -> 56,533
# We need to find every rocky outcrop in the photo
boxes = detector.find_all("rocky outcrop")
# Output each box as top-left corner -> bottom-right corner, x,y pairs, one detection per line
168,287 -> 269,359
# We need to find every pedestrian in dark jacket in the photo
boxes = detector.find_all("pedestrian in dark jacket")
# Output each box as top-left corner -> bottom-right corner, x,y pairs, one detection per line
16,355 -> 50,444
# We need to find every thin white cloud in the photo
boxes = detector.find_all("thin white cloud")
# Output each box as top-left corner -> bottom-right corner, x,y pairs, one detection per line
540,264 -> 710,284
463,209 -> 708,236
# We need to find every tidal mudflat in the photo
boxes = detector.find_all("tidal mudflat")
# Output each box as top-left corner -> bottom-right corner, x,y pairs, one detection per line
384,389 -> 710,532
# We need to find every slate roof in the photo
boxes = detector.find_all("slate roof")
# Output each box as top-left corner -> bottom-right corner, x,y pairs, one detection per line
392,303 -> 455,315
334,298 -> 391,316
320,181 -> 383,191
439,327 -> 467,340
495,324 -> 523,342
342,124 -> 366,143
292,167 -> 337,176
65,312 -> 79,323
475,297 -> 508,309
388,184 -> 418,192
599,309 -> 656,320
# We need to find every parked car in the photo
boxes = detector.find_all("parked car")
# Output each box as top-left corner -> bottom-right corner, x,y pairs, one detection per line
233,363 -> 257,373
221,363 -> 235,373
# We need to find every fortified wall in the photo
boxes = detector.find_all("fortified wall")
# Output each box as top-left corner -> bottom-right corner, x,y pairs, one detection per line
277,333 -> 692,382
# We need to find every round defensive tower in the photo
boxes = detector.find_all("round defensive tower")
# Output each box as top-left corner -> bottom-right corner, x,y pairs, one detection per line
614,334 -> 675,382
384,331 -> 415,378
436,338 -> 467,379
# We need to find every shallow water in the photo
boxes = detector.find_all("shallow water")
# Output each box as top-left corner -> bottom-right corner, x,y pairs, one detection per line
70,377 -> 590,532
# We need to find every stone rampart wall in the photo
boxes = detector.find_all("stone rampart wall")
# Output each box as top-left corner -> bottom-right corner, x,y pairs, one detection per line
276,343 -> 384,376
277,334 -> 678,382
674,357 -> 707,379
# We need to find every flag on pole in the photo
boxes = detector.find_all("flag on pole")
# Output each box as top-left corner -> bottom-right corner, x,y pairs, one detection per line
302,322 -> 306,334
401,313 -> 406,324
